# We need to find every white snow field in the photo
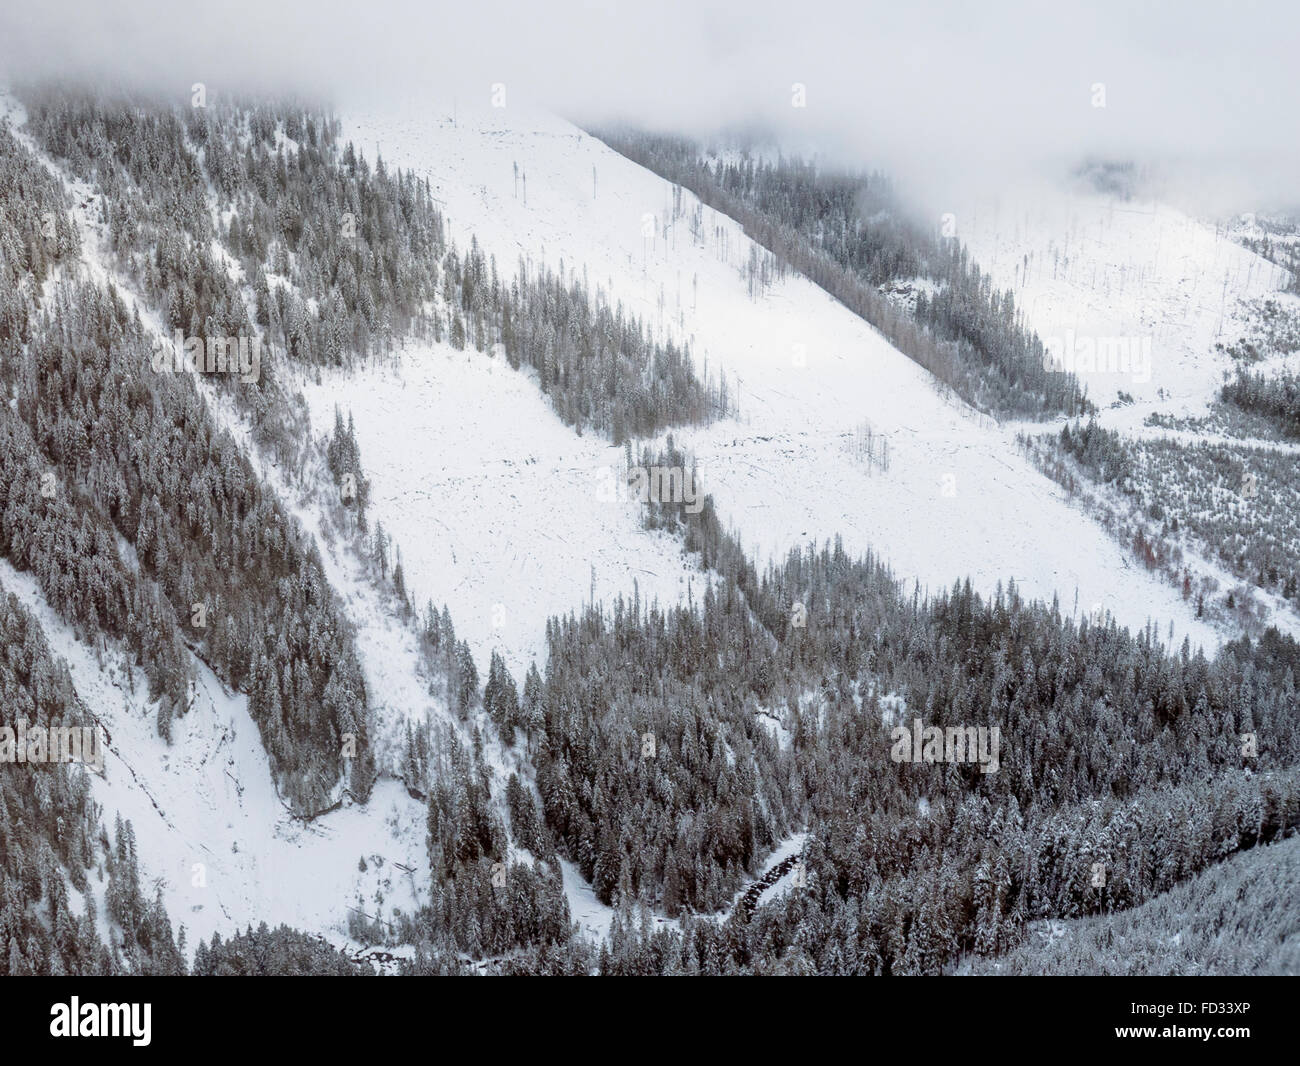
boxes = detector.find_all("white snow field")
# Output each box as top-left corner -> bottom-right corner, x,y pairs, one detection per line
953,178 -> 1293,419
340,95 -> 1221,652
294,348 -> 709,680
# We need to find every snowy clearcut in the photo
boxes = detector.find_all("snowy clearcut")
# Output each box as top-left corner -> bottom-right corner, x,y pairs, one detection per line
338,94 -> 1235,656
955,179 -> 1291,417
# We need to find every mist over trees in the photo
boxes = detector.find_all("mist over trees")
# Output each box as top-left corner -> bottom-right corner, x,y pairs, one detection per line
593,129 -> 1092,420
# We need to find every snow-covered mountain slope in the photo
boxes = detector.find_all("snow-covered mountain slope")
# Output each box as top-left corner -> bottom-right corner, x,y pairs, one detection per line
6,80 -> 1282,959
954,178 -> 1292,418
1,559 -> 429,952
0,86 -> 435,954
959,833 -> 1300,976
340,97 -> 1220,652
294,350 -> 708,679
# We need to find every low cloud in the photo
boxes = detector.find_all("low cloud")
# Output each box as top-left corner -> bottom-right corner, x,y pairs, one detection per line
3,0 -> 1296,213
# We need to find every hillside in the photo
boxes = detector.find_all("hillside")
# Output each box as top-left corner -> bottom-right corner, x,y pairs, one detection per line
960,835 -> 1300,976
0,78 -> 1296,981
338,96 -> 1224,664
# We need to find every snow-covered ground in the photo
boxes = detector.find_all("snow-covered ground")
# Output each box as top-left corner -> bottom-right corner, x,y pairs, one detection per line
742,832 -> 810,914
6,80 -> 1288,957
6,81 -> 642,949
953,177 -> 1300,637
558,858 -> 617,943
0,560 -> 429,953
294,348 -> 708,680
954,178 -> 1292,417
341,95 -> 1221,652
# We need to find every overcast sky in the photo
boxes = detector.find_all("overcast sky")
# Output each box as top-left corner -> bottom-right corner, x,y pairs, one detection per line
3,0 -> 1296,211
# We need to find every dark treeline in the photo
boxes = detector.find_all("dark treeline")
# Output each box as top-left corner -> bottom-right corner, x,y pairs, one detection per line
1223,366 -> 1300,437
593,129 -> 1091,420
533,585 -> 795,913
1056,418 -> 1132,483
0,132 -> 196,706
0,396 -> 192,710
497,254 -> 728,441
0,120 -> 80,367
410,729 -> 573,963
19,87 -> 435,464
964,834 -> 1300,976
477,447 -> 1300,973
193,924 -> 371,976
